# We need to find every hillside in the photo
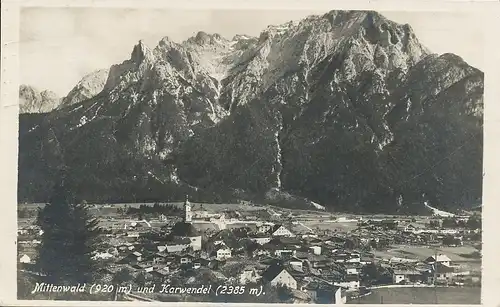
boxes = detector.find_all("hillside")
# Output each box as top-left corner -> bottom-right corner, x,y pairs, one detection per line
18,10 -> 483,213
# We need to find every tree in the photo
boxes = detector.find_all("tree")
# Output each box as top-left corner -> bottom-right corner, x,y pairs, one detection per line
276,284 -> 293,302
428,220 -> 440,228
361,263 -> 392,286
113,268 -> 133,285
442,217 -> 458,228
135,272 -> 147,287
35,174 -> 102,285
18,208 -> 28,218
443,235 -> 461,246
466,215 -> 481,230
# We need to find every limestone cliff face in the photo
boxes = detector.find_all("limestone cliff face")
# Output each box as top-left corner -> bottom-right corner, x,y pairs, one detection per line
20,69 -> 109,114
19,85 -> 61,114
18,10 -> 483,213
60,69 -> 109,107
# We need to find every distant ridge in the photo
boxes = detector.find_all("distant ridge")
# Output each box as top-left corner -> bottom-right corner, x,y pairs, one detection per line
18,10 -> 483,214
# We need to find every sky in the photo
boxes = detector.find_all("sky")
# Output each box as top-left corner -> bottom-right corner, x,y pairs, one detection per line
20,8 -> 484,96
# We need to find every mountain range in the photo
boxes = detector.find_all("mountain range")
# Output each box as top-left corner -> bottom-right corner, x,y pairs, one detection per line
18,10 -> 483,214
19,69 -> 109,114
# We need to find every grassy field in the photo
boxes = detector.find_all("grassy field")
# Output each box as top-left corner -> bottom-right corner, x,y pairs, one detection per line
302,221 -> 359,232
350,287 -> 481,304
372,245 -> 480,262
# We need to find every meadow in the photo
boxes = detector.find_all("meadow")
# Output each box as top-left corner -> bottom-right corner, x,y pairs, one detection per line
350,286 -> 481,304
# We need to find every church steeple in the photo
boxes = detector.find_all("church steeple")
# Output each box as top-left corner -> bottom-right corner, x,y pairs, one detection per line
184,195 -> 192,223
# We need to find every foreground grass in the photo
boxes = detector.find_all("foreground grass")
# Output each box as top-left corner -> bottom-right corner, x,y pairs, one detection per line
350,287 -> 481,304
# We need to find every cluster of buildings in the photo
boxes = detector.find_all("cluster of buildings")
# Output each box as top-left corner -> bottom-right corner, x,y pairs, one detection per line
17,199 -> 481,303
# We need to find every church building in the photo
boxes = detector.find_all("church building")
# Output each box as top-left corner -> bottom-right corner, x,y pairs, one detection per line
184,195 -> 192,223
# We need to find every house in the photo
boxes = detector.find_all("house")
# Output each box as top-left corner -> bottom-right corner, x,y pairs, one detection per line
239,266 -> 261,284
165,243 -> 190,253
392,269 -> 423,284
288,257 -> 304,272
432,263 -> 455,284
345,263 -> 362,276
192,262 -> 202,270
118,243 -> 135,252
132,251 -> 142,262
152,253 -> 167,264
107,247 -> 119,256
157,245 -> 167,253
252,246 -> 272,258
269,225 -> 294,237
425,254 -> 451,267
178,254 -> 194,265
295,253 -> 330,268
262,263 -> 298,289
126,231 -> 141,238
19,254 -> 31,264
301,232 -> 318,239
215,245 -> 232,260
325,236 -> 347,247
334,275 -> 360,290
360,254 -> 374,265
92,251 -> 114,260
302,281 -> 347,304
332,251 -> 350,263
159,214 -> 167,222
346,253 -> 361,263
309,246 -> 321,255
257,222 -> 274,234
249,235 -> 272,245
275,248 -> 295,258
152,267 -> 171,281
290,288 -> 311,304
191,257 -> 209,270
188,236 -> 202,251
288,264 -> 306,279
390,257 -> 419,265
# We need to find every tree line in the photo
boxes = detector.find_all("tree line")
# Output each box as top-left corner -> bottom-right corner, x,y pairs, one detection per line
116,203 -> 183,217
428,215 -> 482,229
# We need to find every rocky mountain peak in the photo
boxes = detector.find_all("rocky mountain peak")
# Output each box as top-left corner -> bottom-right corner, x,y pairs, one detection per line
189,31 -> 226,46
19,84 -> 61,113
19,10 -> 483,215
232,34 -> 256,41
131,40 -> 154,65
60,69 -> 109,107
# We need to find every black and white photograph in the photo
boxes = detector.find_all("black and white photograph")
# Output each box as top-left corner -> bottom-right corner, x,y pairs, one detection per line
2,1 -> 493,305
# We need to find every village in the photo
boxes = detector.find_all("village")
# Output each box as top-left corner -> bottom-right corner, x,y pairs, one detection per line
17,198 -> 482,303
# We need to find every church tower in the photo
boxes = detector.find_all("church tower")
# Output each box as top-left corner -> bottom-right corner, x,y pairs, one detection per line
184,195 -> 192,223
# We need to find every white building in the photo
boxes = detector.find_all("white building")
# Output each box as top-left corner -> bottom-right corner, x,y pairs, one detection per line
425,254 -> 452,267
267,268 -> 297,289
309,246 -> 322,255
250,236 -> 272,245
165,243 -> 189,253
19,254 -> 31,264
257,222 -> 274,234
92,252 -> 114,260
289,258 -> 304,271
239,267 -> 261,284
216,246 -> 232,260
334,275 -> 360,290
270,225 -> 294,237
189,236 -> 202,251
132,251 -> 142,262
184,196 -> 192,223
